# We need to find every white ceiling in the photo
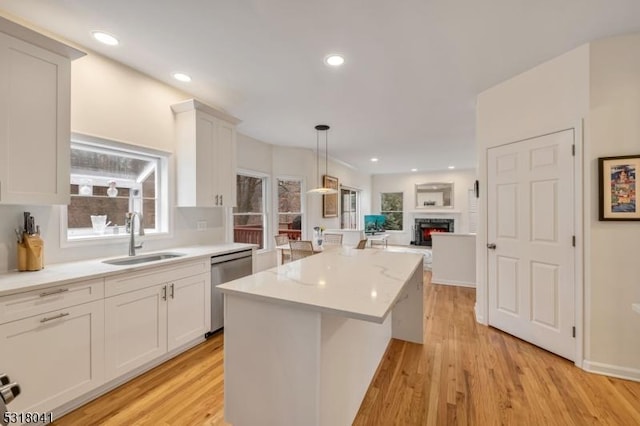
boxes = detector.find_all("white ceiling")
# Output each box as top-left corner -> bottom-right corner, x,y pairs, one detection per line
2,1 -> 640,174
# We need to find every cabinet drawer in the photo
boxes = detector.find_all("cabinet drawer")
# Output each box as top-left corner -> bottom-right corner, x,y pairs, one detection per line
0,278 -> 104,324
105,258 -> 209,297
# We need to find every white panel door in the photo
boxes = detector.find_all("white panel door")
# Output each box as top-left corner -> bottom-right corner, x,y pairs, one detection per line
215,119 -> 237,207
487,129 -> 575,360
105,284 -> 168,380
167,272 -> 210,352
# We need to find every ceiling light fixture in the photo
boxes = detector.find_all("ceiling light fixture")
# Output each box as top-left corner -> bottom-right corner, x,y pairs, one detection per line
308,124 -> 338,194
448,165 -> 455,169
325,54 -> 345,67
173,73 -> 192,82
371,158 -> 379,162
91,31 -> 119,46
411,168 -> 417,172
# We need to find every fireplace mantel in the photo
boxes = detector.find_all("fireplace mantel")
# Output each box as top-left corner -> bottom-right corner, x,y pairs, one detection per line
410,210 -> 461,215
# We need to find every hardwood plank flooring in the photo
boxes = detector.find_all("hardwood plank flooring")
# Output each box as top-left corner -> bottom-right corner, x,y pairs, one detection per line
54,272 -> 640,425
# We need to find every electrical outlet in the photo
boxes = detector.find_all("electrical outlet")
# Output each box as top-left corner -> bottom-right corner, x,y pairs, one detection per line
197,221 -> 207,231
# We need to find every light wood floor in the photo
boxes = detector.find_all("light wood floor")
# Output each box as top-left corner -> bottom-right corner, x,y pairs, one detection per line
54,272 -> 640,425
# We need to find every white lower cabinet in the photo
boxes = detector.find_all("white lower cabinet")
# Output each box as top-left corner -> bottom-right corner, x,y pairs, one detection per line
0,299 -> 104,414
0,257 -> 212,420
167,273 -> 210,351
105,284 -> 168,380
105,271 -> 210,380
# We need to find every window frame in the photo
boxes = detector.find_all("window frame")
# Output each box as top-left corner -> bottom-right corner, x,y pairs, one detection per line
61,133 -> 171,248
275,176 -> 305,246
380,192 -> 404,232
232,169 -> 269,252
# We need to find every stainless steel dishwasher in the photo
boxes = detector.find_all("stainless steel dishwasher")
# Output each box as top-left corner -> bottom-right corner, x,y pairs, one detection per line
207,249 -> 253,336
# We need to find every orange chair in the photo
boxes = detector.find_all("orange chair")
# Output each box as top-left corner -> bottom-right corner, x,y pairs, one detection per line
355,239 -> 368,249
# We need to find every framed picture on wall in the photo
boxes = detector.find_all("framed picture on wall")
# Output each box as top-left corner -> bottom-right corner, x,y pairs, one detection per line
322,175 -> 338,218
598,155 -> 639,220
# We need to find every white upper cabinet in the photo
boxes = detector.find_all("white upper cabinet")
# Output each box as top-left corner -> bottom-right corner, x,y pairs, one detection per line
0,17 -> 84,205
172,99 -> 241,207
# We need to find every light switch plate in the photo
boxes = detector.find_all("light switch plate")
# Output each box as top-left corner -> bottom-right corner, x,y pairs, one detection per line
197,221 -> 207,231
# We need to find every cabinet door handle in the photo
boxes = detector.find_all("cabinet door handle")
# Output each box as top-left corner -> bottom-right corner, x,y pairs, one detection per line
487,243 -> 497,250
215,194 -> 219,205
170,283 -> 175,299
40,312 -> 69,323
162,285 -> 167,301
220,195 -> 223,205
39,288 -> 69,297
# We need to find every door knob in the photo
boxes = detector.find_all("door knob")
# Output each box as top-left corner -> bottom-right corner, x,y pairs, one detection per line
487,243 -> 496,249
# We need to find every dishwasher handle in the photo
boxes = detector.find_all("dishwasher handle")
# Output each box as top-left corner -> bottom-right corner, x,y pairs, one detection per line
211,250 -> 252,264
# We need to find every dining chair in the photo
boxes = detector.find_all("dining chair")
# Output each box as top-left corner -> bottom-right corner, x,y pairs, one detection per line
274,234 -> 290,264
355,238 -> 368,249
289,240 -> 315,261
322,233 -> 343,245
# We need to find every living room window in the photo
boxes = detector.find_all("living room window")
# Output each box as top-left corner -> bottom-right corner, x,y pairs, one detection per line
277,178 -> 303,241
233,172 -> 268,249
381,192 -> 403,231
65,135 -> 169,242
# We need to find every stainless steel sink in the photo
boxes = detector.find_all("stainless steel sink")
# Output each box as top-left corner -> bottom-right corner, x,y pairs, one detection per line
103,252 -> 185,266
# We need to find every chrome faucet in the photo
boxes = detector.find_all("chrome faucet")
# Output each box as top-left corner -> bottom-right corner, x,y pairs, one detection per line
125,212 -> 145,256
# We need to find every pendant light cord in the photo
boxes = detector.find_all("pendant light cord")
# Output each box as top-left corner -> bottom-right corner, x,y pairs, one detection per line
325,128 -> 329,181
316,128 -> 321,188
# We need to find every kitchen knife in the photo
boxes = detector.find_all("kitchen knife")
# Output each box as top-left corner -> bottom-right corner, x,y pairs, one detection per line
23,212 -> 30,234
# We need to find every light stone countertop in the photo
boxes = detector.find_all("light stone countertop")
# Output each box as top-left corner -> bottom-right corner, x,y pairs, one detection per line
218,247 -> 423,324
0,243 -> 255,296
633,304 -> 640,315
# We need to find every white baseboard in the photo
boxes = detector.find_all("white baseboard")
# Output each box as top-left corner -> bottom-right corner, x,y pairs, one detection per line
583,360 -> 640,382
430,276 -> 476,288
474,303 -> 485,324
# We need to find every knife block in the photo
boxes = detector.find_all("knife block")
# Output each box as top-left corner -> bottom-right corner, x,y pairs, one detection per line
18,234 -> 44,271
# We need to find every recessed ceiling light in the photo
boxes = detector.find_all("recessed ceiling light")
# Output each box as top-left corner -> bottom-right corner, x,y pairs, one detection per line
448,165 -> 455,169
173,73 -> 192,82
411,168 -> 417,172
325,54 -> 345,67
370,158 -> 379,162
92,31 -> 119,46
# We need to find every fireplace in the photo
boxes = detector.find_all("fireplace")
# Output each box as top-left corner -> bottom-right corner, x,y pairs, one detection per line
413,218 -> 454,246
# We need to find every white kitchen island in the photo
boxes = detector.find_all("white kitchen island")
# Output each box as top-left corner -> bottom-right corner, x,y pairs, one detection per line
218,247 -> 424,426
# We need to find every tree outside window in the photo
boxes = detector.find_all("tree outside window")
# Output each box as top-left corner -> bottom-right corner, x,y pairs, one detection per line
277,179 -> 303,241
381,192 -> 403,231
233,174 -> 266,249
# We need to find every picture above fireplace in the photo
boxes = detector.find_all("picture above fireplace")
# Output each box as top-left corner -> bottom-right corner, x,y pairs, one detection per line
413,218 -> 454,246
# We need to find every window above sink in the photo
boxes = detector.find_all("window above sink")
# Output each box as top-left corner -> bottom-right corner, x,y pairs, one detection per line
63,133 -> 170,244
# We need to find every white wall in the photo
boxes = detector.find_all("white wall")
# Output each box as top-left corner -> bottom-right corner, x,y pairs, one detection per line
371,169 -> 476,246
587,34 -> 640,374
476,44 -> 589,330
478,37 -> 640,381
0,24 -> 226,273
239,140 -> 372,272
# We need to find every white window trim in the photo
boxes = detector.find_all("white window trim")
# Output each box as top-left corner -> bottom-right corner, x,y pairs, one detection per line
232,169 -> 270,253
61,133 -> 172,248
275,175 -> 306,248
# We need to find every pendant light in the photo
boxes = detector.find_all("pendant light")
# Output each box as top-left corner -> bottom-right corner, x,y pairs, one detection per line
308,124 -> 338,194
